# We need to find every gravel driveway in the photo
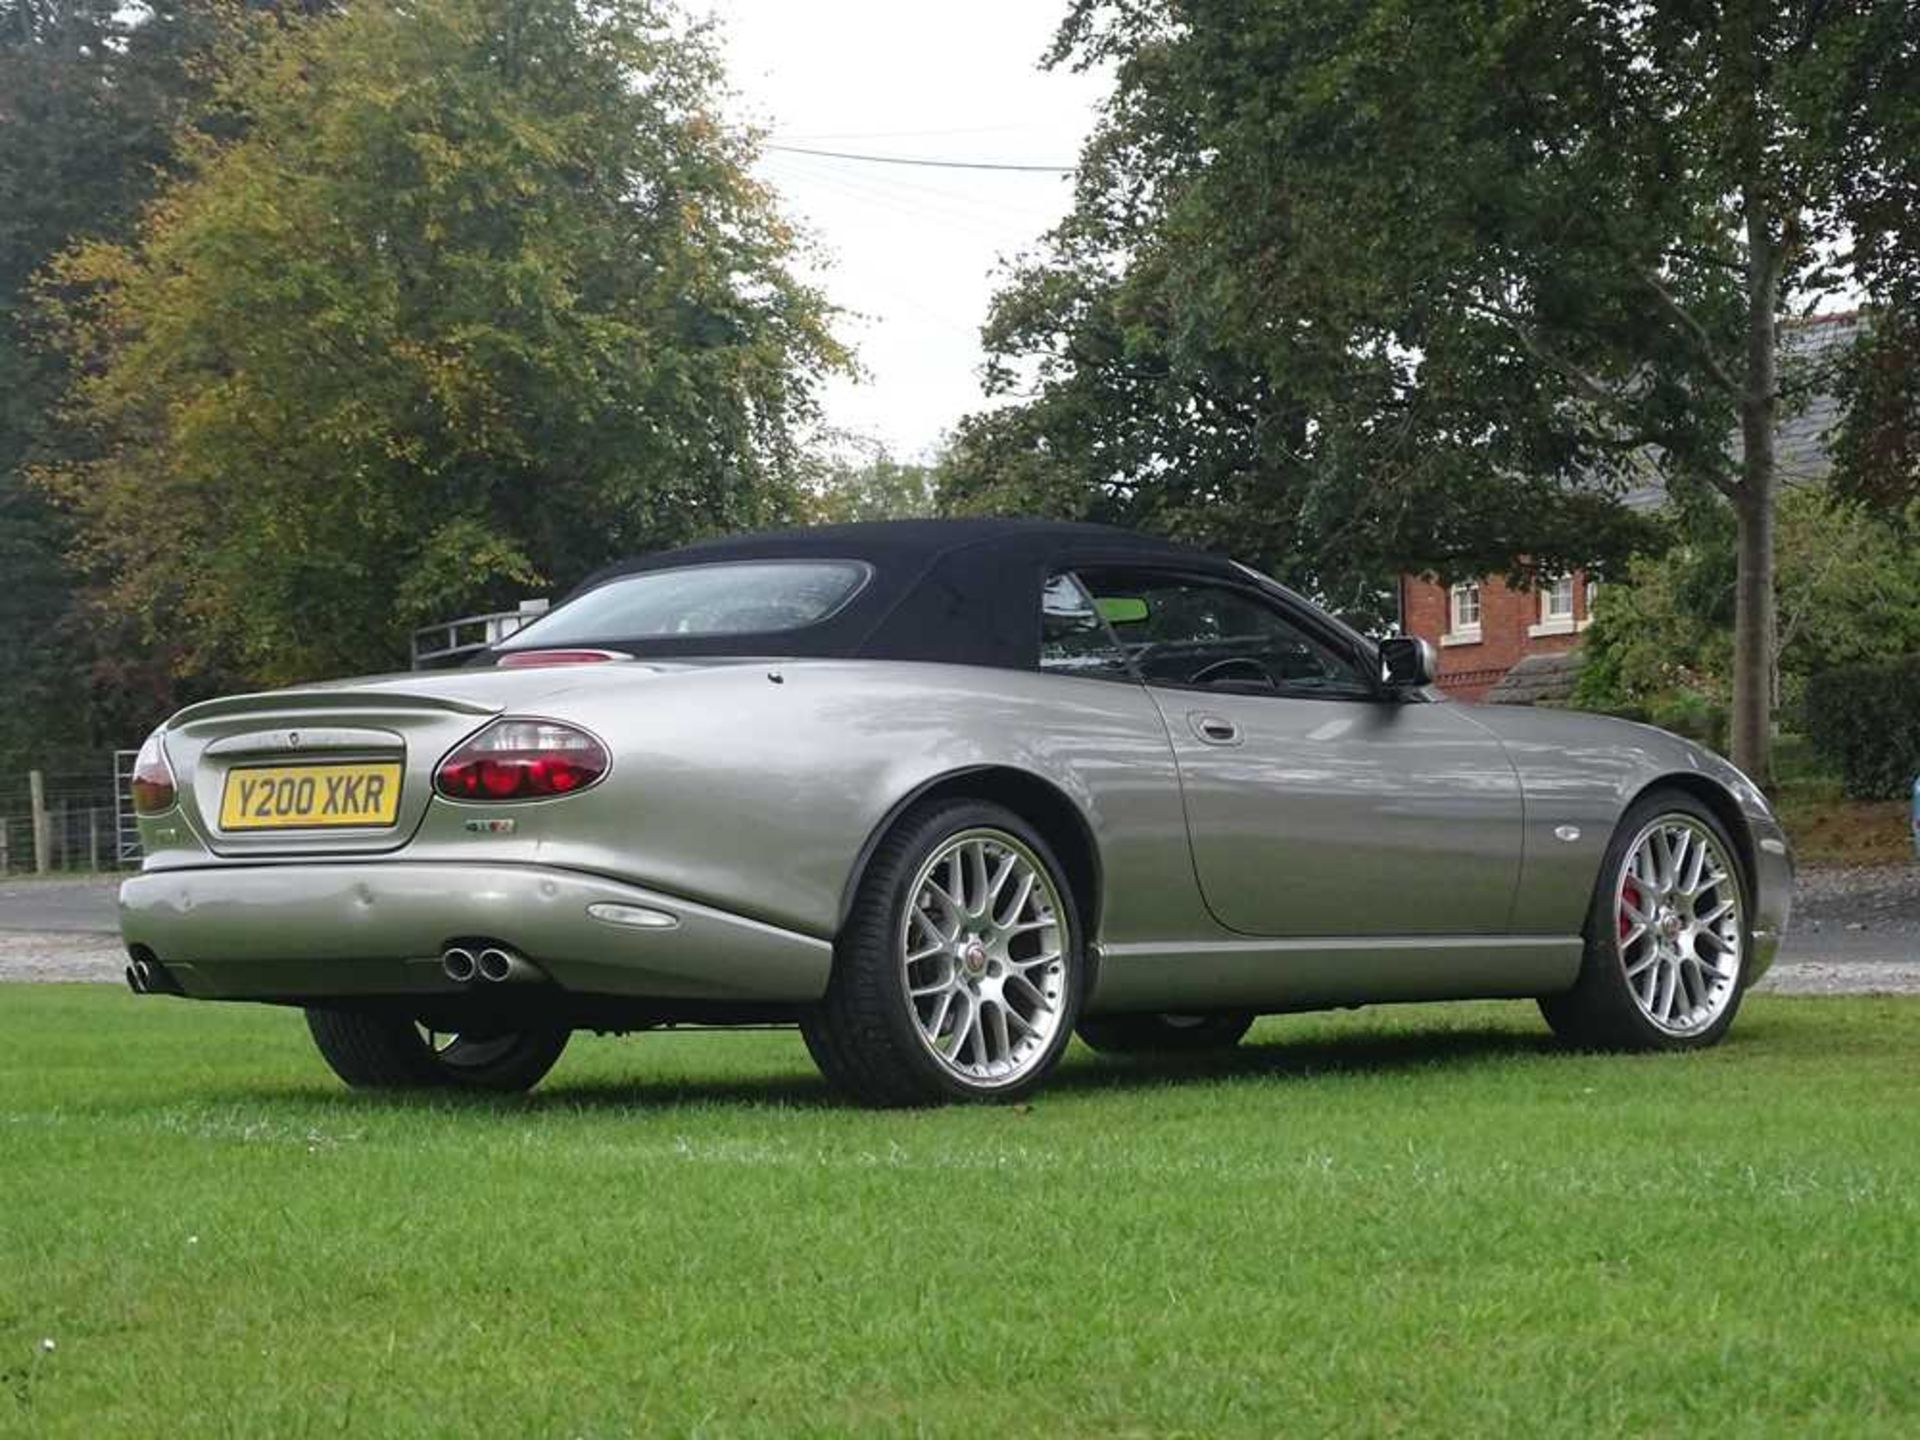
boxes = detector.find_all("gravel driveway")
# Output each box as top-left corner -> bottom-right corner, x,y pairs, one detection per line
3,866 -> 1916,991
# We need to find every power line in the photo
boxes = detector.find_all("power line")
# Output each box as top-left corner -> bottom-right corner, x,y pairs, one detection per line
762,150 -> 1064,230
770,124 -> 1045,144
762,144 -> 1073,174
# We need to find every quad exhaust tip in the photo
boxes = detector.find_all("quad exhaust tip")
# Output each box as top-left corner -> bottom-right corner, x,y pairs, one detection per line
124,953 -> 184,997
442,946 -> 478,984
441,942 -> 541,985
477,947 -> 515,983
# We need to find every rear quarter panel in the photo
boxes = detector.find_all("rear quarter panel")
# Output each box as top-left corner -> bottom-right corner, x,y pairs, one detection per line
407,661 -> 1210,947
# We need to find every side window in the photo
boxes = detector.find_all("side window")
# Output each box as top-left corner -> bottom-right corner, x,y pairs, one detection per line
1039,573 -> 1132,678
1077,568 -> 1374,699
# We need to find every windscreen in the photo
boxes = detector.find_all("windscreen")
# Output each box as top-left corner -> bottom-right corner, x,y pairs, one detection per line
499,560 -> 871,649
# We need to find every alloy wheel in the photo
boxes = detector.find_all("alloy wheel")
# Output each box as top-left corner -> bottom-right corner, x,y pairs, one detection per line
901,828 -> 1069,1087
1614,814 -> 1744,1036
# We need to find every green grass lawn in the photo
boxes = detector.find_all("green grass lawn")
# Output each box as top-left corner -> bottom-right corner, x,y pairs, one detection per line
2,989 -> 1916,1437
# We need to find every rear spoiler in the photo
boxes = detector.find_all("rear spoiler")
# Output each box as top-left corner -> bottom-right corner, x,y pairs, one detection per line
168,688 -> 500,729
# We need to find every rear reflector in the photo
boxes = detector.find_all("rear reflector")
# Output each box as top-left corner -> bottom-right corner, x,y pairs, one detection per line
496,649 -> 624,669
435,719 -> 609,802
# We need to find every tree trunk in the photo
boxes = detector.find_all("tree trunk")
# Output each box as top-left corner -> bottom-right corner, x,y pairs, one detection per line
1730,209 -> 1778,784
1730,477 -> 1773,781
1723,0 -> 1780,785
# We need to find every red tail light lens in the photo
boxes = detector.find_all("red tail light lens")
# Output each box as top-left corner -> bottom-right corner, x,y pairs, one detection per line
131,730 -> 177,815
435,720 -> 609,802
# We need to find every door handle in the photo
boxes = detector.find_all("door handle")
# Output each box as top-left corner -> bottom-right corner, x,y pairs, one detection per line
1188,712 -> 1242,746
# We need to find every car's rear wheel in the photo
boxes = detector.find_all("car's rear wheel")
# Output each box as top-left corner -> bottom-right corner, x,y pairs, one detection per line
304,1009 -> 570,1091
802,799 -> 1085,1107
1076,1011 -> 1255,1054
1539,790 -> 1750,1051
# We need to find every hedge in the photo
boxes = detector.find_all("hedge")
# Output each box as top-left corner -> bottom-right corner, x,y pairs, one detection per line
1804,655 -> 1920,800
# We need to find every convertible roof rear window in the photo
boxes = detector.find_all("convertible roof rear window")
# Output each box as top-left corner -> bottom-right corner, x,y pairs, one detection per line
499,560 -> 871,648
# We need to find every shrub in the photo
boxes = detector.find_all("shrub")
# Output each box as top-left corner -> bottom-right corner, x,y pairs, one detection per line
1804,657 -> 1920,800
1647,688 -> 1729,754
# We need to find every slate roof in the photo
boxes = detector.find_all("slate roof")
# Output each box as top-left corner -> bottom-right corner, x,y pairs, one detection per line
1766,311 -> 1863,485
1484,649 -> 1585,707
1618,310 -> 1864,512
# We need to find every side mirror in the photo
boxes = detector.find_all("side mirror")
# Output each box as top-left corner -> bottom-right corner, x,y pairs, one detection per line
1378,635 -> 1437,690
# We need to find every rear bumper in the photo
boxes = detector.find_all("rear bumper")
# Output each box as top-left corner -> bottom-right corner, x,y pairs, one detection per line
119,862 -> 832,1003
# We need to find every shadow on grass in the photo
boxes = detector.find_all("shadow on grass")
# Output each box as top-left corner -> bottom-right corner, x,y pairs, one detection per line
1056,1023 -> 1565,1097
228,1020 -> 1574,1116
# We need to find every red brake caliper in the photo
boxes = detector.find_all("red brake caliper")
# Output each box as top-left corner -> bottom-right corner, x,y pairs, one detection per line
1619,880 -> 1641,941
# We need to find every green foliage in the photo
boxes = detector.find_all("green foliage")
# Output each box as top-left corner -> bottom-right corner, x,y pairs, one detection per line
0,0 -> 244,760
1835,309 -> 1920,511
1825,0 -> 1920,513
38,0 -> 846,687
805,445 -> 939,524
1774,496 -> 1920,693
1572,538 -> 1735,749
1576,488 -> 1920,750
1804,657 -> 1920,801
957,1 -> 1914,769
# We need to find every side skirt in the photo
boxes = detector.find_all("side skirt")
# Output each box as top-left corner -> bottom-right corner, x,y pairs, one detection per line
1086,934 -> 1583,1014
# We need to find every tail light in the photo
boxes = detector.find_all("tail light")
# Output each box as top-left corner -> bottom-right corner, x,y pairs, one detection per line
435,719 -> 609,801
131,730 -> 177,815
496,649 -> 624,669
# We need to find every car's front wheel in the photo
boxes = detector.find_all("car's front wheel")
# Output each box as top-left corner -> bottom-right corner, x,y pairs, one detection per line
1539,789 -> 1750,1051
304,1009 -> 570,1091
802,799 -> 1085,1106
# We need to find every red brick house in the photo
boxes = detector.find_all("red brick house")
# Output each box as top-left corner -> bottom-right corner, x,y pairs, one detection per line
1399,569 -> 1595,702
1401,311 -> 1861,704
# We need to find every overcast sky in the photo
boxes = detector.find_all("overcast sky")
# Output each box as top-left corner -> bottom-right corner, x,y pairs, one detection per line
708,2 -> 1109,461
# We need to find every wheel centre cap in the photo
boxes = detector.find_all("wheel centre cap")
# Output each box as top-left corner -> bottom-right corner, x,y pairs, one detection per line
958,938 -> 988,978
1658,908 -> 1684,940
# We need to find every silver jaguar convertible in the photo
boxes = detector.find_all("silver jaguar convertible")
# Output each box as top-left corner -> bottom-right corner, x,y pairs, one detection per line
121,519 -> 1792,1105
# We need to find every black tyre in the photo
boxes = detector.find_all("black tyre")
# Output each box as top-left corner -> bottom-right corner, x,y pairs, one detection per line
1539,788 -> 1751,1051
304,1009 -> 570,1092
1077,1011 -> 1255,1055
802,798 -> 1086,1107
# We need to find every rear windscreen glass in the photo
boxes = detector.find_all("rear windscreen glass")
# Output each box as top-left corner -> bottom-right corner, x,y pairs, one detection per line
498,561 -> 871,647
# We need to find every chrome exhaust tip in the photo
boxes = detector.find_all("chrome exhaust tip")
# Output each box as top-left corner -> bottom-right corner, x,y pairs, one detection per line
125,963 -> 147,995
476,947 -> 516,983
442,946 -> 478,984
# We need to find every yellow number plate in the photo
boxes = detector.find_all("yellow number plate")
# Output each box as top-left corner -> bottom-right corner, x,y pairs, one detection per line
218,763 -> 402,830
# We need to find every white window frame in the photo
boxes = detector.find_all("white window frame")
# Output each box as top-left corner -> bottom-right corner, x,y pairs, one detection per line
1529,572 -> 1577,637
1442,581 -> 1482,646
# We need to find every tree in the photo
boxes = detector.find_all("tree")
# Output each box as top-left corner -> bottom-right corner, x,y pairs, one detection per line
1575,486 -> 1920,741
959,0 -> 1916,779
39,0 -> 846,688
805,441 -> 939,524
0,0 -> 244,761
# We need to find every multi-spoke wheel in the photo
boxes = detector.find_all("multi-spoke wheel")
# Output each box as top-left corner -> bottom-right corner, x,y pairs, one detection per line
902,829 -> 1070,1084
802,799 -> 1085,1106
1540,791 -> 1750,1051
1613,816 -> 1744,1035
304,1008 -> 570,1091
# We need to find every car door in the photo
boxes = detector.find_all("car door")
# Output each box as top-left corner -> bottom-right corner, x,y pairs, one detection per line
1073,565 -> 1524,938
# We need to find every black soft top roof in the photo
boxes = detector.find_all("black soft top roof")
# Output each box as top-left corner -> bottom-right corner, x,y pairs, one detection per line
493,518 -> 1237,669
